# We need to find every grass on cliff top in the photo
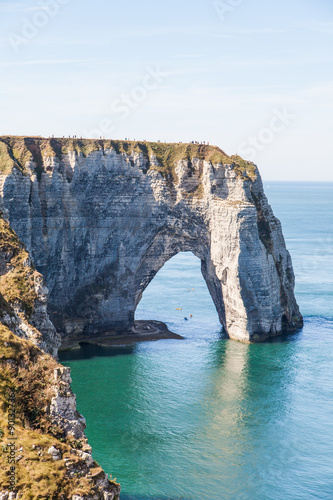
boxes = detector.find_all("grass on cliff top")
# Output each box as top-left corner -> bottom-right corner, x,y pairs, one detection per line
0,141 -> 22,175
0,216 -> 38,318
0,136 -> 256,181
0,323 -> 119,499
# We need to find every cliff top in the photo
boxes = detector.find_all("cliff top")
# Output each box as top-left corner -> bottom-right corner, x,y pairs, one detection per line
0,136 -> 256,180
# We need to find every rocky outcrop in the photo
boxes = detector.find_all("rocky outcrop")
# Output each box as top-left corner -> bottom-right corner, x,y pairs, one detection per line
50,366 -> 87,440
0,211 -> 120,499
0,137 -> 303,343
48,366 -> 121,500
0,322 -> 121,499
0,212 -> 60,357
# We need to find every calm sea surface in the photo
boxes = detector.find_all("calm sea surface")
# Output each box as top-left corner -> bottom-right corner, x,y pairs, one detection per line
60,182 -> 333,500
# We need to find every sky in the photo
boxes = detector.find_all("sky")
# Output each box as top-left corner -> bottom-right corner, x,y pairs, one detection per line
0,0 -> 332,181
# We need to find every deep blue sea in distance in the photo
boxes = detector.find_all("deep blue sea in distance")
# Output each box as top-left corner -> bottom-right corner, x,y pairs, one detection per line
60,182 -> 333,500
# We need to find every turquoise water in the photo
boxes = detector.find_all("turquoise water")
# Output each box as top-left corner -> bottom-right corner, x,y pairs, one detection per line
60,182 -> 333,500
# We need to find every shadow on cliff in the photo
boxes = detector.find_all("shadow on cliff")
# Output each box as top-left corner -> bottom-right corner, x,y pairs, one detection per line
59,343 -> 136,361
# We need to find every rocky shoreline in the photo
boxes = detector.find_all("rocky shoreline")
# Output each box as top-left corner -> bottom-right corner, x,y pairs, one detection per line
59,320 -> 184,351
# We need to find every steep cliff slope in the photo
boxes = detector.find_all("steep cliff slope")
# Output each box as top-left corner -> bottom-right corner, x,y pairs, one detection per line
0,136 -> 303,343
0,212 -> 120,499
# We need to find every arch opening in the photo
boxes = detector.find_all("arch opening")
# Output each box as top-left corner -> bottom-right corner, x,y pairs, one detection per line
135,251 -> 222,332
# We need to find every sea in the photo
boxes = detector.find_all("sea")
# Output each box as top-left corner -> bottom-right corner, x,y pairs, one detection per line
60,182 -> 333,500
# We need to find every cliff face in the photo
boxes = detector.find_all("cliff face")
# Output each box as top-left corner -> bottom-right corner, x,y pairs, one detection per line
0,137 -> 303,343
0,213 -> 60,357
0,213 -> 120,499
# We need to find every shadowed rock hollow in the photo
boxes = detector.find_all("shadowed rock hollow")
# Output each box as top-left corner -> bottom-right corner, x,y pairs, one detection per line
0,137 -> 303,344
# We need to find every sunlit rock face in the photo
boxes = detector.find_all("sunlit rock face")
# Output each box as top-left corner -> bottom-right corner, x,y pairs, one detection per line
0,138 -> 303,343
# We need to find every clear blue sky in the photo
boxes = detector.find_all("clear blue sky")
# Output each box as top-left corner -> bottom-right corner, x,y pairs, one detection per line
0,0 -> 332,180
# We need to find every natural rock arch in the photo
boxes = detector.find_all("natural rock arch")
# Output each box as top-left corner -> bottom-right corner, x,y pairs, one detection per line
0,137 -> 303,343
132,234 -> 225,325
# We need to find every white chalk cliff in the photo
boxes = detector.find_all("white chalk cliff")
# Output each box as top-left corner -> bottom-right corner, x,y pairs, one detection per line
0,137 -> 303,344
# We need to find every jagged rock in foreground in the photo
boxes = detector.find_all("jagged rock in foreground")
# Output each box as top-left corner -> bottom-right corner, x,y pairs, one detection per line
0,137 -> 303,343
0,214 -> 120,499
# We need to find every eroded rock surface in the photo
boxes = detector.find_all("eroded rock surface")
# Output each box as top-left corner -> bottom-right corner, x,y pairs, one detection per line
0,137 -> 303,343
0,210 -> 60,356
0,208 -> 120,499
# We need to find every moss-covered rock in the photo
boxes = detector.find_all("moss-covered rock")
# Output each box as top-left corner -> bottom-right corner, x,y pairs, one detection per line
0,215 -> 38,318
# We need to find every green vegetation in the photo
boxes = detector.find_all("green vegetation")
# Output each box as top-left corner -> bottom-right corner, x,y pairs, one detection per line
0,324 -> 119,499
0,141 -> 18,175
0,136 -> 257,183
61,138 -> 102,158
138,142 -> 229,182
0,216 -> 38,318
230,154 -> 257,181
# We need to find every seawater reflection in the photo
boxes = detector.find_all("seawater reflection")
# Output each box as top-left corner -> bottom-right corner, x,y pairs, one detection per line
191,337 -> 299,499
61,330 -> 305,500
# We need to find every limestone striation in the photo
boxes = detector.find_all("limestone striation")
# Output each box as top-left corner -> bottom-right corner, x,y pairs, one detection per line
0,136 -> 303,344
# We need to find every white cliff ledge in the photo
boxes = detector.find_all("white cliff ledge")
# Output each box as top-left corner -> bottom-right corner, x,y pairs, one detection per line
0,136 -> 303,344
